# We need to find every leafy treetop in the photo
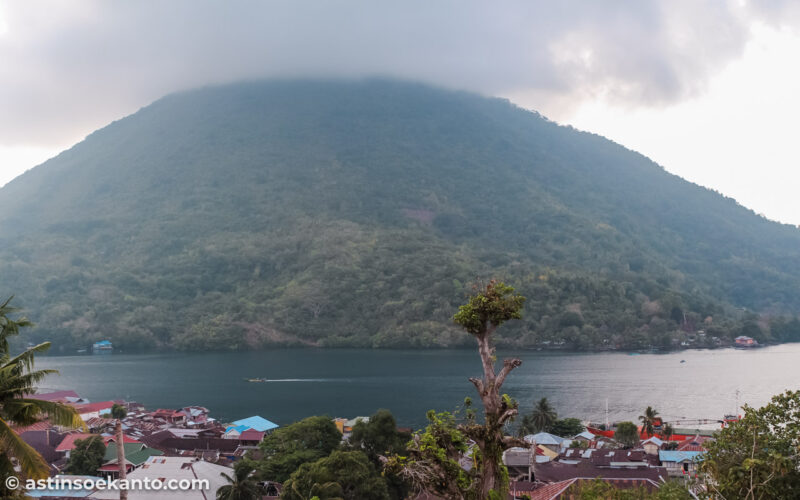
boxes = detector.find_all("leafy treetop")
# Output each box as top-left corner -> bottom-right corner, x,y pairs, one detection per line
453,281 -> 525,337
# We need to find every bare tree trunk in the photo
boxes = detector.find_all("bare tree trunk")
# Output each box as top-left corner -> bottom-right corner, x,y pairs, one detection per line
464,329 -> 527,497
115,421 -> 128,500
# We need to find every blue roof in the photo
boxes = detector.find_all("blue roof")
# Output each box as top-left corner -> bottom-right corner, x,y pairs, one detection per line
94,340 -> 112,345
659,450 -> 705,463
225,424 -> 249,433
231,416 -> 279,432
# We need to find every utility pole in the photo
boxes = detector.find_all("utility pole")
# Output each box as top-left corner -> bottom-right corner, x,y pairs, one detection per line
115,420 -> 128,500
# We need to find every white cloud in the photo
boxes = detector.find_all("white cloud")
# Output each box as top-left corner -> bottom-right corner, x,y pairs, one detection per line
0,0 -> 798,225
560,23 -> 800,226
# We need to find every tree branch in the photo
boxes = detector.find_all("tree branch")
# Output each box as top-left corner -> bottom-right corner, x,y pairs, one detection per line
498,407 -> 518,427
502,435 -> 530,449
468,377 -> 485,395
495,358 -> 522,390
475,333 -> 496,384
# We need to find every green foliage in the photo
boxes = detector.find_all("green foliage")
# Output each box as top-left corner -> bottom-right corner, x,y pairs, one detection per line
346,409 -> 410,464
2,80 -> 800,351
565,478 -> 692,499
700,390 -> 800,499
345,409 -> 410,500
281,450 -> 389,500
110,403 -> 127,419
518,397 -> 557,436
64,435 -> 106,476
549,418 -> 585,438
614,421 -> 640,449
517,399 -> 584,437
639,406 -> 659,437
0,297 -> 85,494
453,281 -> 525,336
217,462 -> 263,500
384,410 -> 477,499
254,416 -> 342,483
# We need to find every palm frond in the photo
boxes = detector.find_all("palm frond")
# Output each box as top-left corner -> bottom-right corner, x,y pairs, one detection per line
11,399 -> 86,430
0,415 -> 50,479
4,343 -> 52,372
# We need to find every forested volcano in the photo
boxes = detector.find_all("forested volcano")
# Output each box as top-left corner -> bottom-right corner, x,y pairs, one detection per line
2,79 -> 800,351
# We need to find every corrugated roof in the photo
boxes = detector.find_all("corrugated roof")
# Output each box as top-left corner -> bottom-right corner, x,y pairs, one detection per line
658,450 -> 705,463
525,432 -> 567,446
104,442 -> 146,462
55,433 -> 96,452
231,416 -> 279,432
28,390 -> 82,402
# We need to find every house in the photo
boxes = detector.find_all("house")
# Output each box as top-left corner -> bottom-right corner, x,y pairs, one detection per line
533,460 -> 668,484
675,434 -> 713,452
103,434 -> 140,446
231,415 -> 279,432
20,430 -> 66,474
223,424 -> 249,439
510,478 -> 662,500
334,416 -> 369,438
179,406 -> 209,426
28,390 -> 87,404
92,340 -> 113,350
503,447 -> 536,480
734,335 -> 758,347
658,450 -> 705,476
572,431 -> 596,442
641,437 -> 664,455
152,408 -> 186,424
72,401 -> 116,421
55,433 -> 96,458
524,432 -> 570,453
85,417 -> 114,433
99,442 -> 164,478
89,456 -> 232,499
238,429 -> 265,446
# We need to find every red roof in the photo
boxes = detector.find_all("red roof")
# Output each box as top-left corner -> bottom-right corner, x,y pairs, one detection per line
55,433 -> 95,452
513,479 -> 575,499
73,401 -> 115,414
104,434 -> 140,445
513,478 -> 660,499
238,429 -> 266,442
12,420 -> 51,434
98,462 -> 134,472
676,435 -> 712,452
153,409 -> 183,418
28,390 -> 81,402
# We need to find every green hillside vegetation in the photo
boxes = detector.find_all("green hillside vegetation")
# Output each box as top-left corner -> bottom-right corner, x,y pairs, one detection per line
1,79 -> 799,351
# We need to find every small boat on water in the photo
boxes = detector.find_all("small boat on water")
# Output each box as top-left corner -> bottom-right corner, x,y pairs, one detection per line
247,378 -> 268,383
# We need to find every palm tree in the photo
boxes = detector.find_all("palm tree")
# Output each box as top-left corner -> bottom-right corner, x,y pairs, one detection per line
518,397 -> 558,436
0,297 -> 85,487
662,423 -> 674,442
638,406 -> 659,437
217,463 -> 263,500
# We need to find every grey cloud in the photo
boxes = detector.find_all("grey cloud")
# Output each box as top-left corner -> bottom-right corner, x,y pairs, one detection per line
0,0 -> 775,147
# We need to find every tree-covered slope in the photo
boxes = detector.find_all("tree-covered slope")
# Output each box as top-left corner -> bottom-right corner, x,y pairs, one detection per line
1,79 -> 799,351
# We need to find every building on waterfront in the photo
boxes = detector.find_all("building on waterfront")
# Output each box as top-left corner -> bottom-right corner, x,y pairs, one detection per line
734,335 -> 758,347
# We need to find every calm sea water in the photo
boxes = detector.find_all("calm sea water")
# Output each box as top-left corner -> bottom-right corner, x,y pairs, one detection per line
35,344 -> 800,429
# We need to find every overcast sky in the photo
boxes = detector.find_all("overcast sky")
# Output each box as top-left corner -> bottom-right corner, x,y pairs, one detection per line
1,1 -> 799,225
